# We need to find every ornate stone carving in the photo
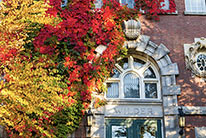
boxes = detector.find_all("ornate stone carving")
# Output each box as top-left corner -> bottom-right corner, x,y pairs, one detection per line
123,19 -> 141,40
184,37 -> 206,77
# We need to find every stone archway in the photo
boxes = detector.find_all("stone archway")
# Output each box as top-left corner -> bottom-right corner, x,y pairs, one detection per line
91,35 -> 181,138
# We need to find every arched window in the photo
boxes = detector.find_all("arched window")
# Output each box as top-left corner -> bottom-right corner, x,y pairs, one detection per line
106,55 -> 161,100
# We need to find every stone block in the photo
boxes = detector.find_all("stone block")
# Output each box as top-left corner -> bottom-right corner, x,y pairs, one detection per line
195,127 -> 206,138
153,43 -> 170,60
91,125 -> 104,138
144,49 -> 154,57
93,106 -> 105,115
161,63 -> 179,76
127,41 -> 138,48
164,116 -> 178,129
162,85 -> 181,95
161,75 -> 177,86
93,115 -> 104,126
164,107 -> 178,115
163,96 -> 177,107
136,35 -> 150,52
165,130 -> 179,138
157,55 -> 172,68
146,41 -> 158,53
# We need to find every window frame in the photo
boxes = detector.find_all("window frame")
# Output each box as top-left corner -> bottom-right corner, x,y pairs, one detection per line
105,55 -> 161,101
184,0 -> 206,15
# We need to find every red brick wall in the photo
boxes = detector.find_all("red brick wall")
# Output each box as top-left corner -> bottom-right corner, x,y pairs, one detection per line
139,0 -> 206,106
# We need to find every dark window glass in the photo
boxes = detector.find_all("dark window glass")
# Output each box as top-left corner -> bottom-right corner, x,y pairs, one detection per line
118,58 -> 129,70
144,67 -> 156,78
134,58 -> 145,68
145,83 -> 157,98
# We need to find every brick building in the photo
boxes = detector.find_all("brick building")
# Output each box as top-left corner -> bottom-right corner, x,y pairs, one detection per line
1,0 -> 206,138
74,0 -> 206,138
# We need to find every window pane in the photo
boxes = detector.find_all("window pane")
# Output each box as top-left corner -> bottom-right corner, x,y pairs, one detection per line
61,0 -> 68,7
160,0 -> 170,10
196,54 -> 206,71
144,67 -> 156,78
140,120 -> 158,138
145,83 -> 157,98
94,0 -> 103,9
121,0 -> 134,8
107,83 -> 119,98
185,0 -> 206,12
112,126 -> 127,138
124,73 -> 140,98
118,58 -> 128,70
133,58 -> 145,68
110,68 -> 120,78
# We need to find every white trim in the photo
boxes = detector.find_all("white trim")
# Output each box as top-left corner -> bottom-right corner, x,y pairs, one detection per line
184,0 -> 206,14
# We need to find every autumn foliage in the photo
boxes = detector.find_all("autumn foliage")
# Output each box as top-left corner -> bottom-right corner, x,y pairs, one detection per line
0,0 -> 175,137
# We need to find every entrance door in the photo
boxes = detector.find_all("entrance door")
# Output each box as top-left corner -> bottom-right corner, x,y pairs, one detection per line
106,119 -> 162,138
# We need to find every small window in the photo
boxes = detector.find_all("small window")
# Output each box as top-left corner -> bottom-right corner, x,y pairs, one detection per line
185,0 -> 206,14
94,0 -> 103,9
61,0 -> 68,7
120,0 -> 135,8
196,53 -> 206,72
160,0 -> 170,10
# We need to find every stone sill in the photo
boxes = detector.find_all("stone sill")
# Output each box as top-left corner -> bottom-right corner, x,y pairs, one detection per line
106,99 -> 162,105
184,11 -> 206,15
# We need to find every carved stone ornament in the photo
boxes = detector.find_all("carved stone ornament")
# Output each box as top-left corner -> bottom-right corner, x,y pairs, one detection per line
184,37 -> 206,77
123,19 -> 141,40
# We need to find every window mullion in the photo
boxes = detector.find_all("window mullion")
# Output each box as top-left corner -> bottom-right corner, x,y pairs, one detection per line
120,76 -> 124,99
141,78 -> 145,99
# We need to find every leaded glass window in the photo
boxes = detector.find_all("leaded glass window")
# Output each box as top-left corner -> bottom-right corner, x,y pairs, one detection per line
106,55 -> 160,100
107,83 -> 119,98
123,73 -> 140,98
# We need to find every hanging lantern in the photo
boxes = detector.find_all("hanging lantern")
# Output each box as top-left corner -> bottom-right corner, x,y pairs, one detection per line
178,107 -> 185,136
